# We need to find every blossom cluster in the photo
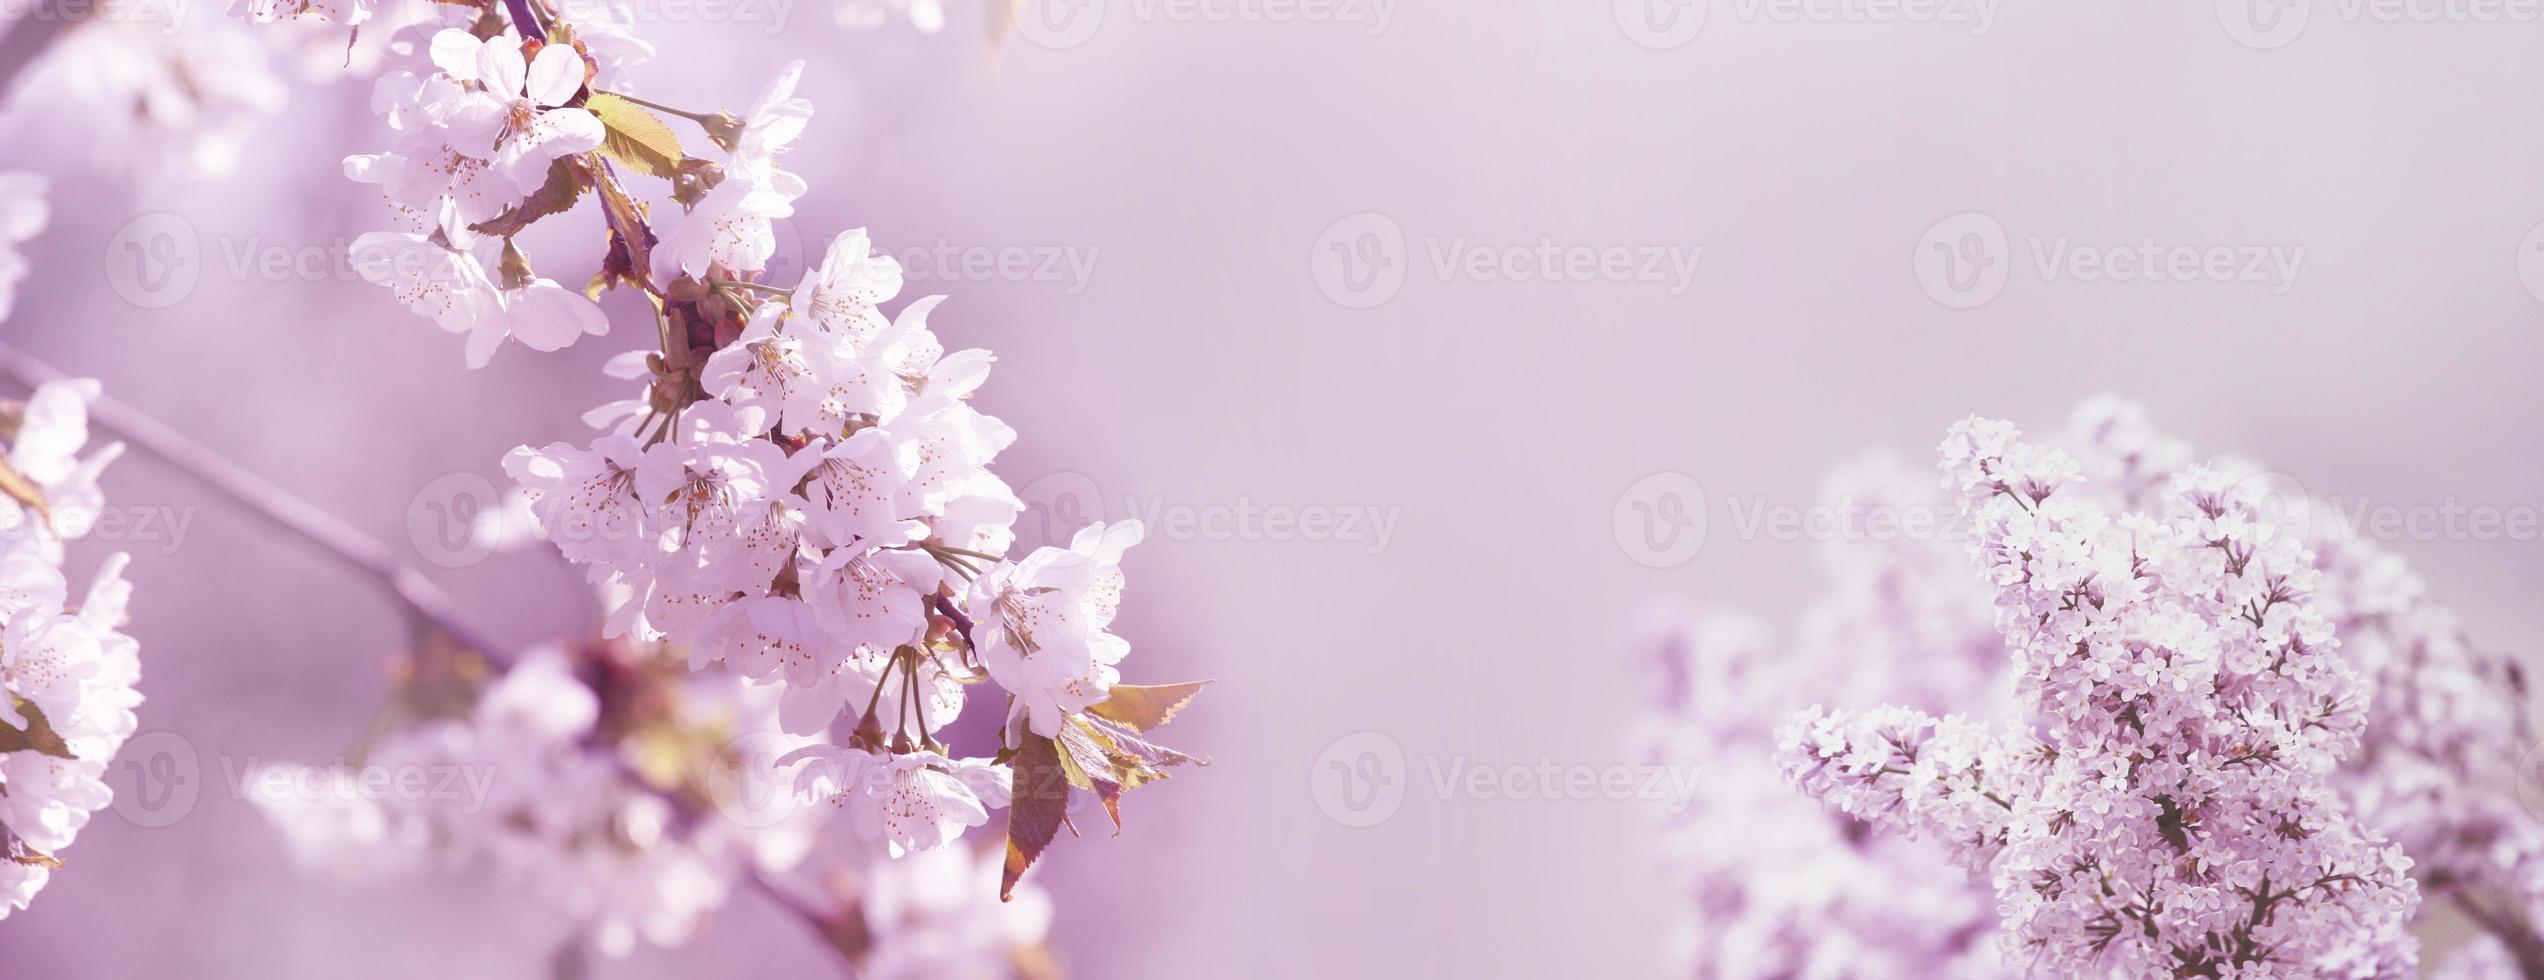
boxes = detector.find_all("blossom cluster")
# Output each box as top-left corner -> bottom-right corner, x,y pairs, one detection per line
224,0 -> 1203,965
1647,400 -> 2543,977
1632,455 -> 2010,978
247,643 -> 827,957
1781,417 -> 2422,974
1,13 -> 288,181
0,362 -> 143,920
2061,400 -> 2544,976
0,173 -> 40,321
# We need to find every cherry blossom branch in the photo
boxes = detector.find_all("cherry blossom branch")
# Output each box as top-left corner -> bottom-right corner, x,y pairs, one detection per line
0,340 -> 857,968
501,0 -> 550,42
0,340 -> 506,659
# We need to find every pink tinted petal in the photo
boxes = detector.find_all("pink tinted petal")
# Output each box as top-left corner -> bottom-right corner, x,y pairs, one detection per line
524,45 -> 585,107
476,38 -> 527,98
526,107 -> 604,158
462,319 -> 503,368
505,282 -> 608,351
428,30 -> 481,81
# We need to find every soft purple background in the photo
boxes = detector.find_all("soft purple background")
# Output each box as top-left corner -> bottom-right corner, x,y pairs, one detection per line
4,2 -> 2543,976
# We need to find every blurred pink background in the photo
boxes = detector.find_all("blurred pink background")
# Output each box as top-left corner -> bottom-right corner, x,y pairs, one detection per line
4,2 -> 2544,976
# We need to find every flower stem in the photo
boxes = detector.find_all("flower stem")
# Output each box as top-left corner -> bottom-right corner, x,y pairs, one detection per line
598,89 -> 720,127
502,0 -> 550,42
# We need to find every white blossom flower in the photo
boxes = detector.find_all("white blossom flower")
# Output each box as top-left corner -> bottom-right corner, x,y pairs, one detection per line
552,0 -> 657,87
966,520 -> 1141,737
799,546 -> 932,658
0,376 -> 141,923
0,173 -> 45,324
796,428 -> 923,550
790,228 -> 904,337
428,31 -> 605,194
503,433 -> 655,568
650,171 -> 799,285
726,60 -> 812,181
700,304 -> 903,438
30,19 -> 285,179
784,747 -> 1004,857
857,844 -> 1054,980
3,380 -> 126,556
351,230 -> 608,367
835,0 -> 944,32
350,230 -> 502,334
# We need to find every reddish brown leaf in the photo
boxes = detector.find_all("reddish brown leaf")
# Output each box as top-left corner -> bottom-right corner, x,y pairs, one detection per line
1001,734 -> 1067,902
1053,718 -> 1127,833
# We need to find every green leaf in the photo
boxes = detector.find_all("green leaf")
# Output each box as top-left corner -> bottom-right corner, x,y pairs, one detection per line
0,697 -> 77,759
586,93 -> 684,180
1086,680 -> 1210,732
1001,734 -> 1069,902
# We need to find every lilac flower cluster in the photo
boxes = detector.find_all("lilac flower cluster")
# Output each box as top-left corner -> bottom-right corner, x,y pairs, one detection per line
1632,456 -> 2008,978
1782,417 -> 2420,975
1646,401 -> 2543,977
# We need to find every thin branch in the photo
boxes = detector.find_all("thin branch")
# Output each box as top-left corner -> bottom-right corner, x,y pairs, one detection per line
1,341 -> 857,971
0,340 -> 506,659
501,0 -> 549,42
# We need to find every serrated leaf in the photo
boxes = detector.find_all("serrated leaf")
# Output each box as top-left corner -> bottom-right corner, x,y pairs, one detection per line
1052,714 -> 1206,836
1087,680 -> 1210,732
1081,714 -> 1207,789
586,93 -> 684,180
1001,734 -> 1068,902
472,156 -> 588,238
0,697 -> 77,759
1052,717 -> 1126,830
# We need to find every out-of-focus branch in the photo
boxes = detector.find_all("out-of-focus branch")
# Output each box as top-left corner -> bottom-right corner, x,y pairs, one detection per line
0,340 -> 508,659
2451,893 -> 2544,977
0,341 -> 855,972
